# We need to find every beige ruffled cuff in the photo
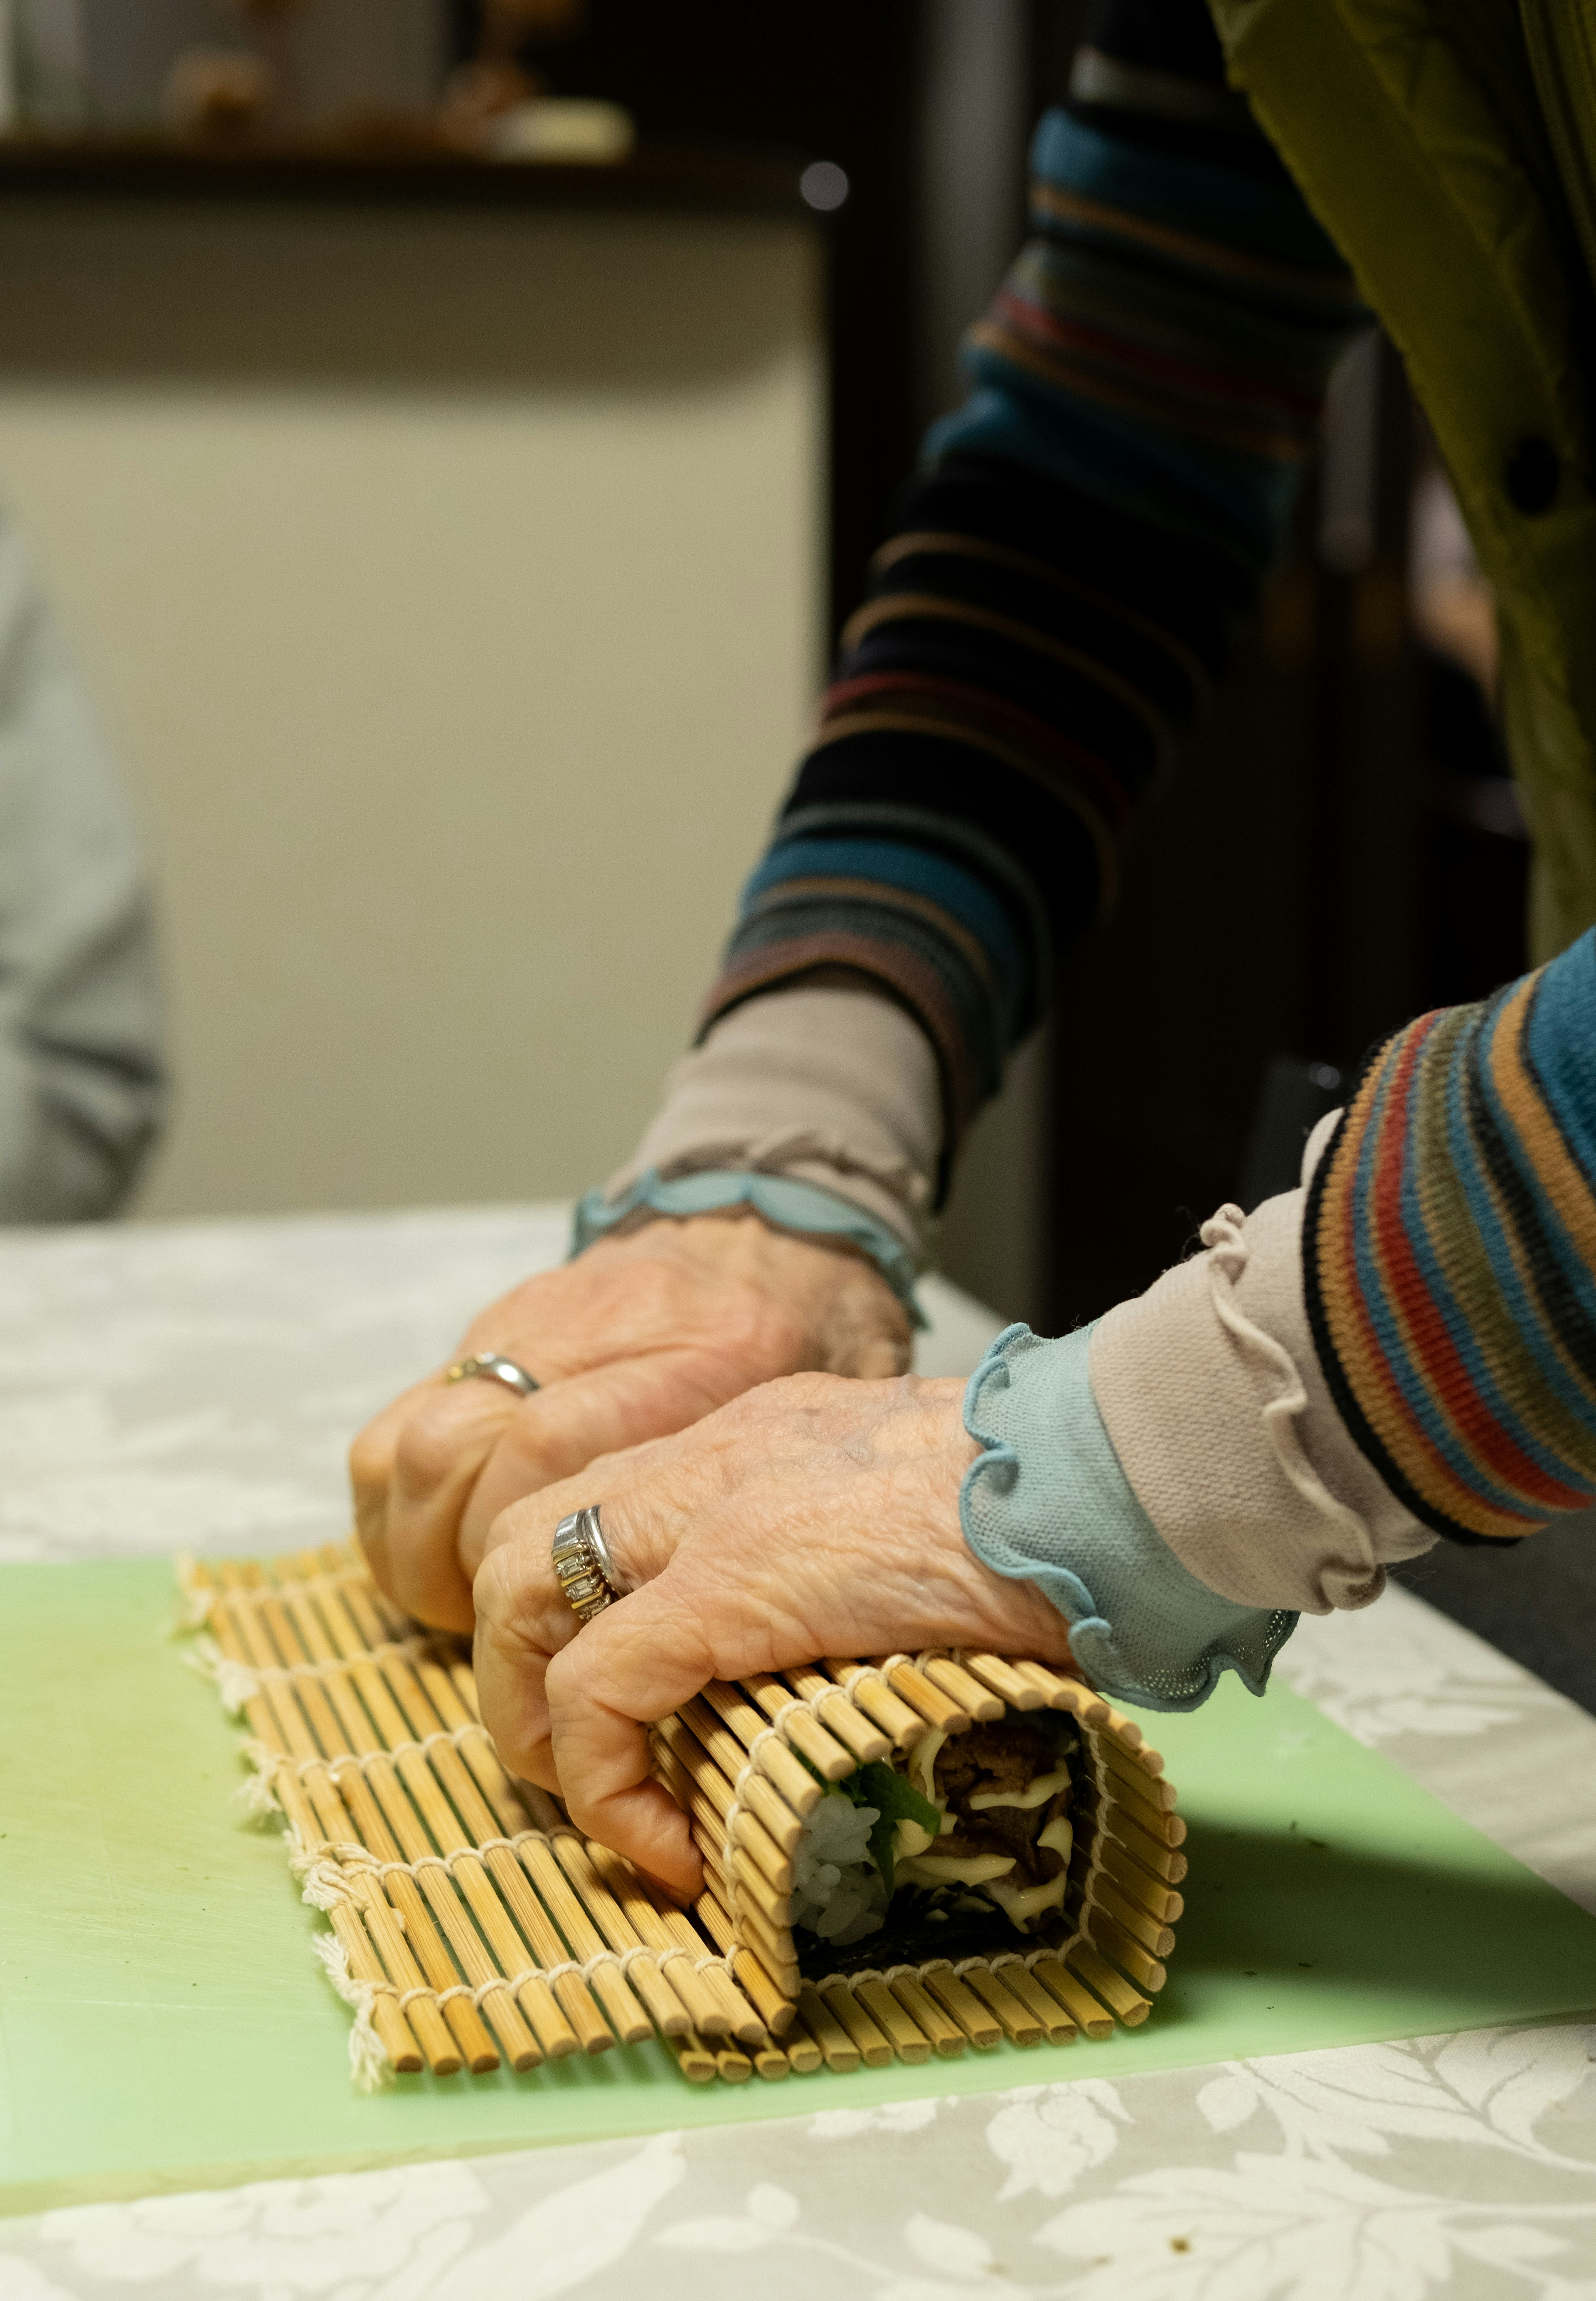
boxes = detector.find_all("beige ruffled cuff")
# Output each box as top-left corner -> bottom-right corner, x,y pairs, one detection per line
603,986 -> 941,1262
1087,1120 -> 1435,1618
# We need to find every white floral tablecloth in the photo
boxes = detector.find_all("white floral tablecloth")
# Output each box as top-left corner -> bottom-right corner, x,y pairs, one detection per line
2,1205 -> 1594,2301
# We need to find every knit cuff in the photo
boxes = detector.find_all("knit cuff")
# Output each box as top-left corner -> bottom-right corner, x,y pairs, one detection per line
571,1167 -> 927,1326
959,1322 -> 1297,1712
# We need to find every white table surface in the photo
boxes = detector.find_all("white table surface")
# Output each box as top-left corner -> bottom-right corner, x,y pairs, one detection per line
2,1204 -> 1594,2301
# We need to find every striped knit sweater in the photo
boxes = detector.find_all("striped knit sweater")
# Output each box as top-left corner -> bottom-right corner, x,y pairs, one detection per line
700,8 -> 1366,1177
615,0 -> 1596,1582
1305,929 -> 1596,1546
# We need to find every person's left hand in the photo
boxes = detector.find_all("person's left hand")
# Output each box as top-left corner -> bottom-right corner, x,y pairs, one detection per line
470,1370 -> 1073,1896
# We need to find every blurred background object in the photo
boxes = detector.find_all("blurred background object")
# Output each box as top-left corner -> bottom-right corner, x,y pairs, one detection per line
0,0 -> 1534,1328
0,0 -> 1573,1698
9,0 -> 443,133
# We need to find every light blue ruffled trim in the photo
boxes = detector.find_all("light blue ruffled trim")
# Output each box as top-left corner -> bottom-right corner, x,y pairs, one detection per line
958,1322 -> 1298,1712
571,1168 -> 927,1327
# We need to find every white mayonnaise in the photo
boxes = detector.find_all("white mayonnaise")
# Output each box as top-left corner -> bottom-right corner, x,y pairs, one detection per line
896,1853 -> 1016,1888
985,1871 -> 1069,1928
1037,1815 -> 1074,1865
966,1764 -> 1071,1813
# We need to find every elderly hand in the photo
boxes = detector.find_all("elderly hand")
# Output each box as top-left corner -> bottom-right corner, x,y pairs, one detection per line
350,1215 -> 910,1636
470,1370 -> 1073,1897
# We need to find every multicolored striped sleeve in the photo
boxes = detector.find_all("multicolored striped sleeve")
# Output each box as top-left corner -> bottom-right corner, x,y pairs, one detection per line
1304,929 -> 1596,1546
698,56 -> 1365,1181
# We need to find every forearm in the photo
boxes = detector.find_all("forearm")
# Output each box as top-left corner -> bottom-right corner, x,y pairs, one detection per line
599,985 -> 938,1258
967,934 -> 1596,1710
585,2 -> 1361,1264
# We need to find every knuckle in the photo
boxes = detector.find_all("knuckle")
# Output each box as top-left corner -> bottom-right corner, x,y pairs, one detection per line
347,1423 -> 392,1501
392,1391 -> 491,1492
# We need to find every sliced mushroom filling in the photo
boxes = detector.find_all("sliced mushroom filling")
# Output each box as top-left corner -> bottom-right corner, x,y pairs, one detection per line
790,1714 -> 1075,1954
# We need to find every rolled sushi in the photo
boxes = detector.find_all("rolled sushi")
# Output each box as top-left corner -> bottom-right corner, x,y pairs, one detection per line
790,1708 -> 1080,1973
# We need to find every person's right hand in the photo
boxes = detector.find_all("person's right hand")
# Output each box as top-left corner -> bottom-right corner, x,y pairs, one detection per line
350,1212 -> 911,1636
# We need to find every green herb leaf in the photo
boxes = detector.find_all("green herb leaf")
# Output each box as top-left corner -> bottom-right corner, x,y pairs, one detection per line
837,1761 -> 941,1893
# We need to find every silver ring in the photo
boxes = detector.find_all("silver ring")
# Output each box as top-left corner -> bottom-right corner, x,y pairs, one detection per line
552,1505 -> 629,1626
446,1350 -> 540,1399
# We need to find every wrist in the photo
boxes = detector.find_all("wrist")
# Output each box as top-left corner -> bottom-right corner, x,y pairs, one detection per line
583,1204 -> 911,1372
573,1166 -> 926,1325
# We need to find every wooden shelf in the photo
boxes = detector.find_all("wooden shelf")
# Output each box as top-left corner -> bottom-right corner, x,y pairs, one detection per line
0,134 -> 813,220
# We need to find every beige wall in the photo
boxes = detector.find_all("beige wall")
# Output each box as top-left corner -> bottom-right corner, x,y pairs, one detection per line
0,200 -> 823,1216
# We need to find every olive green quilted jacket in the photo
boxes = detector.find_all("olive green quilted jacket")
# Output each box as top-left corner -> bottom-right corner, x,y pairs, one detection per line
1208,0 -> 1596,959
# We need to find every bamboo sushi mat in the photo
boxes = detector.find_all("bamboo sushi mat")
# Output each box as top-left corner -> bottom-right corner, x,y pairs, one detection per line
182,1544 -> 1186,2088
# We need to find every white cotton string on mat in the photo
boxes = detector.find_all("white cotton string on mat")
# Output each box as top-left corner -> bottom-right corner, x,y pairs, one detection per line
175,1543 -> 1184,2089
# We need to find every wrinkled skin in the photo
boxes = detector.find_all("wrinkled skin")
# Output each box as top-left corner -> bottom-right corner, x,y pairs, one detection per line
473,1372 -> 1072,1897
351,1212 -> 911,1634
351,1212 -> 1071,1899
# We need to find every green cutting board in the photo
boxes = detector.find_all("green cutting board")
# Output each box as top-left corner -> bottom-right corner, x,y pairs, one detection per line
2,1559 -> 1593,2214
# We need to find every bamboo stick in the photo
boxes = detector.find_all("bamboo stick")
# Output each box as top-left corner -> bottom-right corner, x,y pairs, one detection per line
695,1685 -> 826,1810
732,1947 -> 798,2039
266,1586 -> 544,2074
997,1960 -> 1078,2046
888,1973 -> 967,2058
957,1652 -> 1044,1710
778,1668 -> 892,1764
823,1660 -> 925,1747
715,2045 -> 754,2084
410,1653 -> 529,1838
698,1835 -> 795,1934
506,1835 -> 649,2048
1091,1877 -> 1176,1959
855,1978 -> 931,2064
675,1703 -> 817,1835
1018,1663 -> 1108,1725
697,1869 -> 798,1993
213,1566 -> 502,2072
549,1837 -> 692,2037
781,2014 -> 824,2074
886,1663 -> 970,1734
1030,1956 -> 1113,2039
1102,1768 -> 1187,1849
243,1571 -> 543,2072
678,1748 -> 800,1872
1095,1833 -> 1185,1919
640,1885 -> 770,2046
584,1845 -> 734,2038
920,1966 -> 1001,2049
919,1657 -> 1004,1723
671,2029 -> 719,2084
1068,1941 -> 1153,2025
1102,1807 -> 1189,1883
754,2044 -> 791,2082
191,1564 -> 430,2075
1084,1908 -> 1167,1995
739,1673 -> 860,1780
1102,1742 -> 1177,1812
323,1898 -> 423,2072
963,1966 -> 1042,2046
307,1569 -> 591,2059
795,1985 -> 861,2073
819,1983 -> 893,2068
346,1870 -> 461,2073
200,1579 -> 468,2074
653,1741 -> 795,1891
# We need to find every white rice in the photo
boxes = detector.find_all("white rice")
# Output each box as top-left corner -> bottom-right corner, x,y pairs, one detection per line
789,1789 -> 889,1944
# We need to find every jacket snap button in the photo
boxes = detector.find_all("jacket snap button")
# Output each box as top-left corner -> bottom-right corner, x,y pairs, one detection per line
1505,435 -> 1559,514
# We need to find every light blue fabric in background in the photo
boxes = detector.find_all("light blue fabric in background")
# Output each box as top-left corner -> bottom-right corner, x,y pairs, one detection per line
571,1167 -> 927,1326
960,1322 -> 1297,1712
